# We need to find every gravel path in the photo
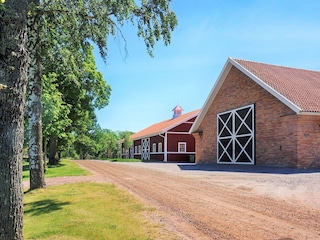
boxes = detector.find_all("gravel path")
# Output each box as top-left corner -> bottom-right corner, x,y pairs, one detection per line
24,160 -> 320,239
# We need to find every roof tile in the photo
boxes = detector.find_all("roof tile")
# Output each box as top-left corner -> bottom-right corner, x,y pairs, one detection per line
131,109 -> 200,140
233,59 -> 320,113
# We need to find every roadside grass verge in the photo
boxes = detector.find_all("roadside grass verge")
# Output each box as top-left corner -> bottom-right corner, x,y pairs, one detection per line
23,158 -> 89,180
24,182 -> 174,240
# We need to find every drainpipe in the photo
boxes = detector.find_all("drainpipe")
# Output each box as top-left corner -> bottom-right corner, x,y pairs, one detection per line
159,133 -> 167,162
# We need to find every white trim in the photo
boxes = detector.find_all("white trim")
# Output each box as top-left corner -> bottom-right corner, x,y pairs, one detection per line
190,60 -> 233,133
141,138 -> 150,160
130,145 -> 134,158
164,132 -> 168,162
299,111 -> 320,116
158,142 -> 162,153
158,133 -> 167,162
152,143 -> 156,153
162,113 -> 199,133
229,58 -> 301,113
167,131 -> 192,135
132,112 -> 199,140
190,57 -> 318,134
178,142 -> 187,153
167,151 -> 196,154
217,104 -> 255,165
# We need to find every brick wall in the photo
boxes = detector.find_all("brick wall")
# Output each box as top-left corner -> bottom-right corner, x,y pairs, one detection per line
195,66 -> 312,167
296,115 -> 320,168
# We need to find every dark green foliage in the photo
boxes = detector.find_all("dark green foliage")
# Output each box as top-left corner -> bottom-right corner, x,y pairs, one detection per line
29,0 -> 177,161
41,0 -> 177,59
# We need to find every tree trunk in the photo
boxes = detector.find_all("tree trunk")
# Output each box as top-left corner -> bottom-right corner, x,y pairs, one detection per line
0,0 -> 28,239
48,137 -> 59,165
27,0 -> 46,190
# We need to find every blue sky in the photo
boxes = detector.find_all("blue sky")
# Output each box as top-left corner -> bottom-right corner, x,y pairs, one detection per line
95,0 -> 320,132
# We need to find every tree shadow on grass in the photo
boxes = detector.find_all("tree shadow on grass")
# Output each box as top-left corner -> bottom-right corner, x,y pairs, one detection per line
47,163 -> 66,169
24,199 -> 70,216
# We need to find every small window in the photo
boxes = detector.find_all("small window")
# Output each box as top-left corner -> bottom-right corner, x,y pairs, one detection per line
152,143 -> 156,152
158,142 -> 162,152
135,146 -> 137,154
138,145 -> 141,153
178,142 -> 186,152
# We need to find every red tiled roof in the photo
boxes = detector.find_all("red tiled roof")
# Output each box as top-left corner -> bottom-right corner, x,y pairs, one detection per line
131,109 -> 200,140
190,58 -> 320,133
233,59 -> 320,113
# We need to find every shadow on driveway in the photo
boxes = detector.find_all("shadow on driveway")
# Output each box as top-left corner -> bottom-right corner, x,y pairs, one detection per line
178,163 -> 320,175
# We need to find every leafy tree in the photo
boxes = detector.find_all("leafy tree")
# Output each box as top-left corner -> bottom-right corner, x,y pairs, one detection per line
41,43 -> 111,164
42,73 -> 72,164
0,0 -> 28,238
27,0 -> 177,189
118,130 -> 134,149
102,129 -> 121,158
74,134 -> 98,159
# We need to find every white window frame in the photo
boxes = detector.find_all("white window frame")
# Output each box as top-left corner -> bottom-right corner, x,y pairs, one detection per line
178,142 -> 187,153
138,145 -> 141,154
152,143 -> 156,152
158,142 -> 162,153
134,146 -> 137,154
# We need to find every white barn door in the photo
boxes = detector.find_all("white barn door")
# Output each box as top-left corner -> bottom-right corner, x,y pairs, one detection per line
217,104 -> 255,165
141,138 -> 150,160
129,145 -> 134,159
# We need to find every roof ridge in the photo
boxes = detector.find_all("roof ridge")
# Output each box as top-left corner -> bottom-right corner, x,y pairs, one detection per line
230,57 -> 320,73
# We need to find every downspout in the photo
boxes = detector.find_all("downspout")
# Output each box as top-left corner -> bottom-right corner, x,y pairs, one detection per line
159,133 -> 167,162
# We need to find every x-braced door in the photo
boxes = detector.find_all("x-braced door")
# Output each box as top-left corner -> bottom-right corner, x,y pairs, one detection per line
141,138 -> 150,160
129,145 -> 134,159
217,104 -> 255,165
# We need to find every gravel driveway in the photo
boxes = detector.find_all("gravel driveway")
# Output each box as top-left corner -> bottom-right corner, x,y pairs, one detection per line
25,160 -> 320,239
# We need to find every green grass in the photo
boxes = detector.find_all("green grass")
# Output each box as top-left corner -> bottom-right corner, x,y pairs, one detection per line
24,182 -> 175,240
23,158 -> 89,180
100,158 -> 142,162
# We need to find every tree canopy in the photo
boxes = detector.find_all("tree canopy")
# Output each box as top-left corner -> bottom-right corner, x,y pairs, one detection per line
27,0 -> 177,188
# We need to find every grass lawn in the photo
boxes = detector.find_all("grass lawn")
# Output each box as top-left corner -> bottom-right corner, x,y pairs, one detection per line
24,182 -> 175,240
23,158 -> 89,180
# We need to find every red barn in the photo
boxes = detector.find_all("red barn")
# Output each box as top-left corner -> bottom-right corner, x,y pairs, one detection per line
191,58 -> 320,168
124,106 -> 199,162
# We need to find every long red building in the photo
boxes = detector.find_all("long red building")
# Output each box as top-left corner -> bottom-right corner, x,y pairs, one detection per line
122,106 -> 199,162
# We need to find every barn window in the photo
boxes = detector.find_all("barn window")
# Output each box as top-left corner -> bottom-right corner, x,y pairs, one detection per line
158,142 -> 162,152
152,143 -> 156,152
178,142 -> 186,152
135,146 -> 137,153
138,145 -> 141,153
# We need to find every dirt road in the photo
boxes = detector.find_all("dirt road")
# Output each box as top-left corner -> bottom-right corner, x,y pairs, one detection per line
55,161 -> 320,239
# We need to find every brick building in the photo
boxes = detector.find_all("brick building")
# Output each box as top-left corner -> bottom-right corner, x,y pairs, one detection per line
190,58 -> 320,168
